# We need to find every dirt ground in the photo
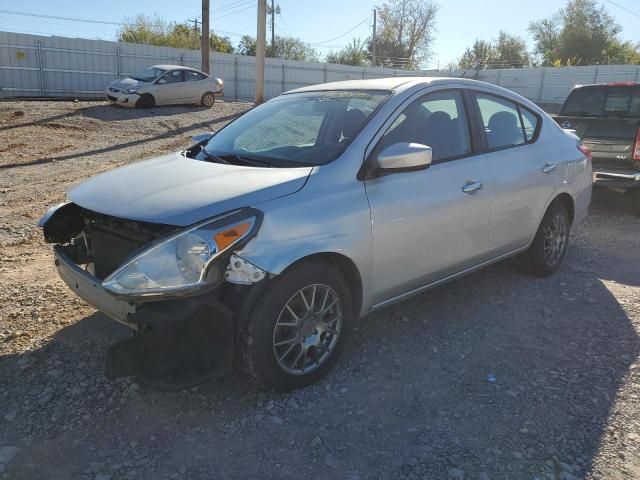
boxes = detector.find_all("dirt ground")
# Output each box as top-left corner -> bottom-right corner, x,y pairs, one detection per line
0,100 -> 639,480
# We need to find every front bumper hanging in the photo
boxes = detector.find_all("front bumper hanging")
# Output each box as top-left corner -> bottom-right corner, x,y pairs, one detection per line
54,245 -> 235,391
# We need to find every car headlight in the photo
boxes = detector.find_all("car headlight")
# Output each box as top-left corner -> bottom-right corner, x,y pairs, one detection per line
215,78 -> 223,87
124,87 -> 139,94
102,209 -> 261,297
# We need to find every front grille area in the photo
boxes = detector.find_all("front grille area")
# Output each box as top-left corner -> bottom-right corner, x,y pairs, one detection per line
106,94 -> 117,102
81,209 -> 177,279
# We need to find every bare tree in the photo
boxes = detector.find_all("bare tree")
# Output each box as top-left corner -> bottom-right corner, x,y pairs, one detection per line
370,0 -> 439,68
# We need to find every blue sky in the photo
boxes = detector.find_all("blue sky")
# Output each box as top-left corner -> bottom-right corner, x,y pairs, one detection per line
1,0 -> 638,69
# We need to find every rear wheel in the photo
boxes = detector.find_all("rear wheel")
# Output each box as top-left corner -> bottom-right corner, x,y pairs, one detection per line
514,202 -> 570,277
201,92 -> 215,108
136,94 -> 155,109
239,261 -> 353,391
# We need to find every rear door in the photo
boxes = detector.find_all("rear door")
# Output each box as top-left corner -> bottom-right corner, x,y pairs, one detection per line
472,91 -> 559,254
183,70 -> 209,103
556,85 -> 640,170
364,88 -> 494,304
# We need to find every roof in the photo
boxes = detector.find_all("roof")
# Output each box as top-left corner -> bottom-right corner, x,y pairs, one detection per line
152,64 -> 201,72
288,76 -> 497,94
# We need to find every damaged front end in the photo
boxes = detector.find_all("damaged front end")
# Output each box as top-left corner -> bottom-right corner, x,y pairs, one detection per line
39,202 -> 265,390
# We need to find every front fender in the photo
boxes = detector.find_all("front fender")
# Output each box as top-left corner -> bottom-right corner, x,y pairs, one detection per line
235,174 -> 374,317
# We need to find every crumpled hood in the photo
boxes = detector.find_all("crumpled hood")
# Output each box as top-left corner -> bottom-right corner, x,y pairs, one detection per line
68,152 -> 312,226
110,77 -> 148,90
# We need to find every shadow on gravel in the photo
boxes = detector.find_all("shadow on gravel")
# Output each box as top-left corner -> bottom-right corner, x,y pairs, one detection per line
0,192 -> 638,479
0,111 -> 241,171
0,110 -> 82,132
80,104 -> 225,122
0,103 -> 235,131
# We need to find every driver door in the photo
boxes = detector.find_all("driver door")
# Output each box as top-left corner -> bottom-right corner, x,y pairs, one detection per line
364,89 -> 494,305
153,69 -> 186,105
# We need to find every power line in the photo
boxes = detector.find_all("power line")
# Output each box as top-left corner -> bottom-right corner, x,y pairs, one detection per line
214,2 -> 257,21
212,0 -> 256,14
0,9 -> 122,25
309,17 -> 369,45
601,0 -> 640,19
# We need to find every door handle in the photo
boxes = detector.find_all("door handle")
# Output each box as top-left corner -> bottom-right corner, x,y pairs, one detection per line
542,163 -> 557,173
462,181 -> 483,194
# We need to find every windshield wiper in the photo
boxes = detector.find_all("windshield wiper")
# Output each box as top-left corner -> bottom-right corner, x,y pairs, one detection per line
201,147 -> 231,164
215,152 -> 273,168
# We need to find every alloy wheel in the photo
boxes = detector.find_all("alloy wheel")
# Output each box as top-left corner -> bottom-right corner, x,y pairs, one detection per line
203,93 -> 215,107
543,214 -> 567,266
272,284 -> 342,375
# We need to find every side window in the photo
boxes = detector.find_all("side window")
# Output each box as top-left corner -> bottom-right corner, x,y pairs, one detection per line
519,107 -> 539,142
161,70 -> 183,84
475,93 -> 525,150
185,71 -> 206,82
378,90 -> 472,162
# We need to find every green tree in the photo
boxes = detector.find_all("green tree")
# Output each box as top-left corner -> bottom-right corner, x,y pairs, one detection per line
368,0 -> 439,69
458,40 -> 496,70
236,35 -> 257,56
494,31 -> 530,68
118,15 -> 233,53
236,35 -> 319,62
529,0 -> 639,66
326,39 -> 369,66
456,32 -> 530,70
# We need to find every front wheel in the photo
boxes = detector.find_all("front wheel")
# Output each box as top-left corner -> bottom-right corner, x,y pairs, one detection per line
135,94 -> 155,109
514,202 -> 570,277
201,92 -> 215,108
239,261 -> 353,391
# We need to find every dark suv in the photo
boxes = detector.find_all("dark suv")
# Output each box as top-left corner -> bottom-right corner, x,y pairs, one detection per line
555,82 -> 640,215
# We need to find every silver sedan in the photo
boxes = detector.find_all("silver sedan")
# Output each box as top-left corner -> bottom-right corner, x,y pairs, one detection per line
106,65 -> 223,108
41,77 -> 592,391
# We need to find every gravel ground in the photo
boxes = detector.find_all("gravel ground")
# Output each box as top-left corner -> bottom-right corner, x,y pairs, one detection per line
1,100 -> 639,480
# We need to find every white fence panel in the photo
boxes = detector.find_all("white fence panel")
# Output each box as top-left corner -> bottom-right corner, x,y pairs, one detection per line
2,31 -> 640,107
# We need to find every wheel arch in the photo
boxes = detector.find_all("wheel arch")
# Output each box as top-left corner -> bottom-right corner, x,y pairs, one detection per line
137,92 -> 156,108
279,252 -> 364,319
551,192 -> 575,225
524,190 -> 576,251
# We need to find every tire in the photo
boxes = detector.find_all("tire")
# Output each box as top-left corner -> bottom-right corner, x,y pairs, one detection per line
201,92 -> 215,108
514,201 -> 571,277
632,189 -> 640,217
239,260 -> 353,391
136,94 -> 155,109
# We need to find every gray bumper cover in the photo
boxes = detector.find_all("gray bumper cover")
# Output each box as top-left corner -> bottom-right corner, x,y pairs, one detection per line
54,245 -> 136,325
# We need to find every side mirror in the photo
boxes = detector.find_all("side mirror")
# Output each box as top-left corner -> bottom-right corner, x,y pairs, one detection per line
372,142 -> 432,174
157,78 -> 167,84
191,132 -> 214,144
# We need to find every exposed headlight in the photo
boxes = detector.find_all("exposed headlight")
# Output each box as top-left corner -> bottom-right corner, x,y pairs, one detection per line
102,209 -> 261,297
124,87 -> 139,94
215,78 -> 223,87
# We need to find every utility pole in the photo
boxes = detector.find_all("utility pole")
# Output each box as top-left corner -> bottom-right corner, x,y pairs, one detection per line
270,0 -> 275,56
267,1 -> 280,58
201,0 -> 210,74
188,17 -> 200,33
372,9 -> 377,67
256,0 -> 266,103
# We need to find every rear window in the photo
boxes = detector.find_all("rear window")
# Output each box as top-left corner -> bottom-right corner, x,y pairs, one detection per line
561,86 -> 640,117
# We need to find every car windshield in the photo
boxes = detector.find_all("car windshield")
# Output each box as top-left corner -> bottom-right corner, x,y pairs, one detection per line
561,85 -> 640,117
130,67 -> 167,82
201,90 -> 390,167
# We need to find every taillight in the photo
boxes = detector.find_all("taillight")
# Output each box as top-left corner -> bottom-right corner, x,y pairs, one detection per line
633,127 -> 640,161
578,144 -> 592,162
